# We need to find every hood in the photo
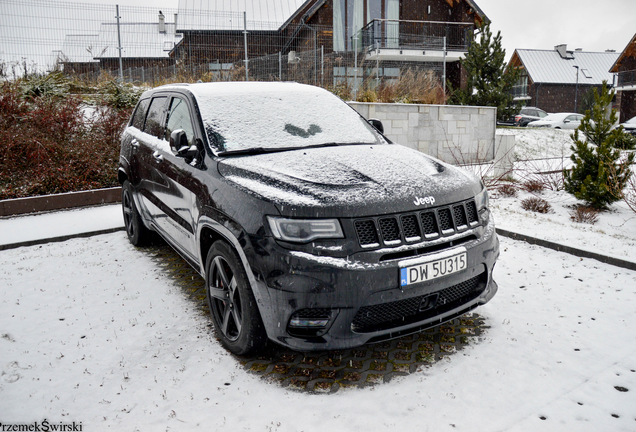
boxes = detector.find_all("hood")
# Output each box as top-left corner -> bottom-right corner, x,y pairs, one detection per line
218,144 -> 481,217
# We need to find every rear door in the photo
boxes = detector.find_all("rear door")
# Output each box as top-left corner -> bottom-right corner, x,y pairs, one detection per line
133,94 -> 170,226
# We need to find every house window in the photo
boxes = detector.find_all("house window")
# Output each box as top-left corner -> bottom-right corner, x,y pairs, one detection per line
333,0 -> 399,51
512,73 -> 529,100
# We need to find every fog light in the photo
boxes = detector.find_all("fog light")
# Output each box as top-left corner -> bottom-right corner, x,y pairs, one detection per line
289,309 -> 332,328
287,309 -> 335,337
289,317 -> 330,328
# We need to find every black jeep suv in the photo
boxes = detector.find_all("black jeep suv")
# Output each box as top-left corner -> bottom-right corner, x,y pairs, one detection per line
119,82 -> 499,355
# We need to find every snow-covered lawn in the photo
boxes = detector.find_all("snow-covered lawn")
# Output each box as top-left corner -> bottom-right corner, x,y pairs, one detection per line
0,232 -> 635,431
499,127 -> 575,161
0,127 -> 635,431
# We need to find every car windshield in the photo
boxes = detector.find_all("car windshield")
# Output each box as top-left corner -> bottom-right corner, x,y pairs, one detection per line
184,82 -> 382,154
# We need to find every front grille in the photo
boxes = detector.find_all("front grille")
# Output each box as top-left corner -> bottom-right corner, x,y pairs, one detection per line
466,201 -> 478,224
351,272 -> 486,333
355,220 -> 379,246
379,218 -> 400,243
453,204 -> 468,228
420,212 -> 438,236
401,214 -> 421,240
438,208 -> 453,231
353,198 -> 480,248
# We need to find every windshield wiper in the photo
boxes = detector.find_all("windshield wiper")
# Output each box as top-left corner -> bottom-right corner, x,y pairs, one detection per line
216,142 -> 376,157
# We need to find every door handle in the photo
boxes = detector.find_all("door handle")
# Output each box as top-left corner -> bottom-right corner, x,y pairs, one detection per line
152,151 -> 163,162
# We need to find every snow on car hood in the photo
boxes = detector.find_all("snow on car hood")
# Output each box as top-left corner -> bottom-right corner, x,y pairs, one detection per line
218,144 -> 481,217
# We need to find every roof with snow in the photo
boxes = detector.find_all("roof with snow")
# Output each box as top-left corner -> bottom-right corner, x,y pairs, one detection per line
176,0 -> 310,31
94,22 -> 182,59
510,46 -> 619,86
59,34 -> 100,63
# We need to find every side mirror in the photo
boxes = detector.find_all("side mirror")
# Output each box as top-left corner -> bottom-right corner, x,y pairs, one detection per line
170,129 -> 199,162
368,118 -> 384,134
170,129 -> 188,154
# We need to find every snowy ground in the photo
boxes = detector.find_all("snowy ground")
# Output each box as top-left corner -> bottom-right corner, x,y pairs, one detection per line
491,128 -> 636,265
1,128 -> 635,431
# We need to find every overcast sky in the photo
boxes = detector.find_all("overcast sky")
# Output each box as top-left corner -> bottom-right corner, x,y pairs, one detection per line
55,0 -> 636,61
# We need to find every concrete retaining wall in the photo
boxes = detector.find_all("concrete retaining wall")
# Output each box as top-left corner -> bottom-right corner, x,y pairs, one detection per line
349,102 -> 498,165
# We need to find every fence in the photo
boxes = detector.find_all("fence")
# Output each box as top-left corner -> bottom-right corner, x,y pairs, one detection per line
0,0 -> 459,98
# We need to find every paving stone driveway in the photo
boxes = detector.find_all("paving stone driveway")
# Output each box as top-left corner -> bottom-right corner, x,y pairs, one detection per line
146,244 -> 488,394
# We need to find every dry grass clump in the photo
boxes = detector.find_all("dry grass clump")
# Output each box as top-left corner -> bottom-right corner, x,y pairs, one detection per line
522,179 -> 545,193
497,183 -> 518,198
569,205 -> 599,224
374,69 -> 446,105
521,197 -> 552,213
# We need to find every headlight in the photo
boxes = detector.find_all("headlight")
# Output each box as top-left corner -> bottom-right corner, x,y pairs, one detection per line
475,185 -> 489,211
475,186 -> 490,224
267,217 -> 344,243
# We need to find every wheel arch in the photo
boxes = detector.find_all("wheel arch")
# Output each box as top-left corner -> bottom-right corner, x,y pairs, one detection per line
118,167 -> 128,185
197,215 -> 273,335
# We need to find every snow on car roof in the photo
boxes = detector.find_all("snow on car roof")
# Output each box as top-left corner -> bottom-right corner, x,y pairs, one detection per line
182,82 -> 381,152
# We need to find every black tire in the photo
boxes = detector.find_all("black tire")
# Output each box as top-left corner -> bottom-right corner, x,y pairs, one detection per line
122,180 -> 153,246
205,241 -> 267,356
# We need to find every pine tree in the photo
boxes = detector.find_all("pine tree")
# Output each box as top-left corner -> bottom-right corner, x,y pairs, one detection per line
564,82 -> 635,209
451,21 -> 520,121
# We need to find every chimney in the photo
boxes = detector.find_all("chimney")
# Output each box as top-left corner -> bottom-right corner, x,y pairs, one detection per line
555,44 -> 574,59
158,10 -> 165,33
555,44 -> 567,58
174,13 -> 178,35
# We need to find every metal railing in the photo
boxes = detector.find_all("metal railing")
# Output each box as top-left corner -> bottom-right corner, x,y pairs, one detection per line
617,70 -> 636,88
358,19 -> 474,52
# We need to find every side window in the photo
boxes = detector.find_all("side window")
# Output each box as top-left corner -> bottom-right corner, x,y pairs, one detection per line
539,111 -> 548,118
131,98 -> 150,130
165,97 -> 195,147
143,96 -> 167,139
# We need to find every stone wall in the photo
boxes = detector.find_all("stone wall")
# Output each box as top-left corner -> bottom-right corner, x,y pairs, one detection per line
348,102 -> 497,164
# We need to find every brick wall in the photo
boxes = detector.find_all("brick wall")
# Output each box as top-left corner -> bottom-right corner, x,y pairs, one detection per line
528,82 -> 602,114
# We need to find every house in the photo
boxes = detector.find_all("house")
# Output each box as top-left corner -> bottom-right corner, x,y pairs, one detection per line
171,0 -> 487,89
57,34 -> 101,74
609,33 -> 636,123
93,18 -> 182,71
508,44 -> 619,114
59,12 -> 182,76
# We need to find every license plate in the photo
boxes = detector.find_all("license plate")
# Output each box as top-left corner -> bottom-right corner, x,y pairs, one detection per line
400,252 -> 467,287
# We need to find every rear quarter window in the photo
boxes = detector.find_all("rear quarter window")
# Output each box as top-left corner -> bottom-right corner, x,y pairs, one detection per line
143,96 -> 168,139
131,98 -> 150,130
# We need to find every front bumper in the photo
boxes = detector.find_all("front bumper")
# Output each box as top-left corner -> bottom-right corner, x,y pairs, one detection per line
251,216 -> 499,351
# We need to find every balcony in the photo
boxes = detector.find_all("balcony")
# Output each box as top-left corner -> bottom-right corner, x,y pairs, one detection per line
357,19 -> 474,63
617,70 -> 636,90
